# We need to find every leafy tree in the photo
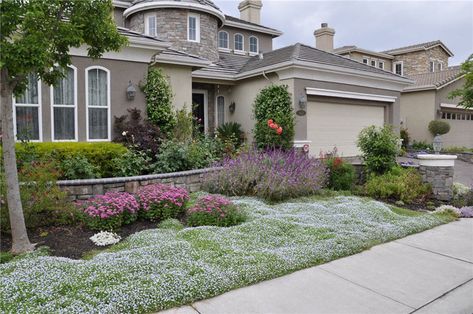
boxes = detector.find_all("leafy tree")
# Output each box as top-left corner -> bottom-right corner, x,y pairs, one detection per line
0,0 -> 126,254
449,54 -> 473,108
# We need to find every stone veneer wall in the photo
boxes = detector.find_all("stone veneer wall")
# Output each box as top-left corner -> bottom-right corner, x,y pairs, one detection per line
128,9 -> 219,62
58,168 -> 220,201
393,46 -> 450,77
418,165 -> 454,201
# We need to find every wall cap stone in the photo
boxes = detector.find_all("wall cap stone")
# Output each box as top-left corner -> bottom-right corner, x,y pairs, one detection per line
417,154 -> 457,167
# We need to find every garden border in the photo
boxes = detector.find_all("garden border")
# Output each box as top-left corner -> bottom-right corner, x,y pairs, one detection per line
57,167 -> 221,200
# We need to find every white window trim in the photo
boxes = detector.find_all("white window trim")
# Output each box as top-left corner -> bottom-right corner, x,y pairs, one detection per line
378,61 -> 385,70
144,13 -> 157,37
393,61 -> 403,76
85,66 -> 111,142
50,65 -> 78,142
13,76 -> 43,142
438,61 -> 443,71
362,57 -> 369,64
187,13 -> 200,43
234,33 -> 244,52
249,35 -> 259,55
215,95 -> 225,128
192,89 -> 208,133
370,59 -> 377,67
218,30 -> 229,49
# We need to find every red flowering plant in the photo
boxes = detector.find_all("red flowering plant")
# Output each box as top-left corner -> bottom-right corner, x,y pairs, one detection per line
267,119 -> 283,135
320,147 -> 356,191
187,194 -> 245,227
137,184 -> 189,221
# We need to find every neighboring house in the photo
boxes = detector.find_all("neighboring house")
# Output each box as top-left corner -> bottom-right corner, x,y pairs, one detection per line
13,0 -> 412,157
334,40 -> 472,148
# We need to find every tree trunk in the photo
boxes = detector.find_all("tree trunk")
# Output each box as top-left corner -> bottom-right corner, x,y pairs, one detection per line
0,68 -> 35,254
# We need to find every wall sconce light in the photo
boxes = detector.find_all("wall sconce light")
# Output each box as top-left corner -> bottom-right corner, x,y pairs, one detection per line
229,101 -> 236,114
298,95 -> 307,109
126,81 -> 136,100
433,134 -> 442,154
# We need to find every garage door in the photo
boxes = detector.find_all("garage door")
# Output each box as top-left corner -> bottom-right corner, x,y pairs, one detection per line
307,101 -> 385,157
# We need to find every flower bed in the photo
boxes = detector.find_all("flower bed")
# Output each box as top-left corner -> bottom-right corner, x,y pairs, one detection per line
137,184 -> 189,221
187,194 -> 245,227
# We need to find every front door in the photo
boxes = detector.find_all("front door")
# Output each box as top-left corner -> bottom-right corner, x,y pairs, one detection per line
192,90 -> 207,133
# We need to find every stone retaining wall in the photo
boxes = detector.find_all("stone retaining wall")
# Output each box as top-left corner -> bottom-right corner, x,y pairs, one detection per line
57,168 -> 220,201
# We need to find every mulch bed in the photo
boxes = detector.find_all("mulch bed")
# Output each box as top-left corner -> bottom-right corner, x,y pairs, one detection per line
0,220 -> 158,260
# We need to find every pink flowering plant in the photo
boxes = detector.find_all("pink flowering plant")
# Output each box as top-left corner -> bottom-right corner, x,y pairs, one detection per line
77,192 -> 140,231
187,194 -> 245,227
137,184 -> 189,221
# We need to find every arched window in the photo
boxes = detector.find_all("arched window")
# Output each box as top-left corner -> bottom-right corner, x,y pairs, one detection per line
14,73 -> 42,141
86,66 -> 110,141
51,65 -> 77,141
234,34 -> 244,52
216,96 -> 225,127
218,31 -> 229,49
249,36 -> 258,54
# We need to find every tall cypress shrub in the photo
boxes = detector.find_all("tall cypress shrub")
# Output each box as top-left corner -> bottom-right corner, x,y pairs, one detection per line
253,85 -> 295,149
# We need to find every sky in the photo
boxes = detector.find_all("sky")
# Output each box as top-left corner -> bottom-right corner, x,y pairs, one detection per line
214,0 -> 473,65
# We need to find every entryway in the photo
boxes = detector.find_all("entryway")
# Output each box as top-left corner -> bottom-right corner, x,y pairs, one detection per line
192,89 -> 208,133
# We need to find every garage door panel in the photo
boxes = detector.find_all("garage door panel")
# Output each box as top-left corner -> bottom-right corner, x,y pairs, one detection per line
307,102 -> 385,157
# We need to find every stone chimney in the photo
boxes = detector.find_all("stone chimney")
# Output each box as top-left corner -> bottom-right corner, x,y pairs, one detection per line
238,0 -> 263,24
314,23 -> 335,52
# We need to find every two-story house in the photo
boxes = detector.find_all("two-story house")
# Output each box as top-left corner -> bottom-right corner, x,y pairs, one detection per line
334,40 -> 471,148
13,0 -> 412,156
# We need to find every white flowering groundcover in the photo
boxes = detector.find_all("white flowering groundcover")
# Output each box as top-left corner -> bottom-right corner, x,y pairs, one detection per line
0,196 -> 455,313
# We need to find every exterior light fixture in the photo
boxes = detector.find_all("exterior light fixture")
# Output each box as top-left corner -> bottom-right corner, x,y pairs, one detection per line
229,101 -> 236,113
298,95 -> 307,109
126,81 -> 136,100
433,134 -> 442,154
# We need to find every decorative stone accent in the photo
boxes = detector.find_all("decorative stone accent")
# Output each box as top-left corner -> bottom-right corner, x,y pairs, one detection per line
417,154 -> 457,201
393,46 -> 449,77
128,9 -> 219,62
57,168 -> 221,200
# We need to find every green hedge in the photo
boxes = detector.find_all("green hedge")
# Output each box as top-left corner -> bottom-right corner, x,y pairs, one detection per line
3,142 -> 128,178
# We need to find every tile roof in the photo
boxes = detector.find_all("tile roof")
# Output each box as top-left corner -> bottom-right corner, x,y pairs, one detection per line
238,43 -> 403,78
132,0 -> 221,11
117,27 -> 166,42
382,40 -> 453,56
403,66 -> 463,91
224,15 -> 282,34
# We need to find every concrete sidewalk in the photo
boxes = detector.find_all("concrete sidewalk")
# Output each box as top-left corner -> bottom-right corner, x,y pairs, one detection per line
161,219 -> 473,314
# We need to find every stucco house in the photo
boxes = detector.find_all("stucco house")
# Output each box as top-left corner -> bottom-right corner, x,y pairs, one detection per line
334,40 -> 472,148
13,0 -> 412,157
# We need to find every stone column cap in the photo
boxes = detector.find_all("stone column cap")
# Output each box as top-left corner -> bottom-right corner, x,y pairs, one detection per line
417,154 -> 458,160
417,154 -> 457,167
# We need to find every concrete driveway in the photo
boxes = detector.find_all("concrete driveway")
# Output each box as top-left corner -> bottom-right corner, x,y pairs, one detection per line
160,219 -> 473,314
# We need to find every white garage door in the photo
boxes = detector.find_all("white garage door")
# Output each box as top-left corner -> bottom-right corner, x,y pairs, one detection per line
307,101 -> 385,157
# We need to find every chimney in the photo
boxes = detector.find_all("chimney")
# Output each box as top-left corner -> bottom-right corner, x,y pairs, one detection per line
238,0 -> 263,24
314,23 -> 335,52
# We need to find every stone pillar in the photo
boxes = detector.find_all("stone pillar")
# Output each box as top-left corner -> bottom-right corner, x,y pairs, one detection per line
417,154 -> 457,201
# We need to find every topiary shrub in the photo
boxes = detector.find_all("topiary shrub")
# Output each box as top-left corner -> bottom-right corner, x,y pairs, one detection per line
357,125 -> 399,175
142,67 -> 176,135
428,120 -> 450,136
400,127 -> 410,148
253,85 -> 295,150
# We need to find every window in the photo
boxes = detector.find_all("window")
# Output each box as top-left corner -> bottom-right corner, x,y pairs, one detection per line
249,36 -> 258,54
438,62 -> 443,71
394,61 -> 403,76
145,13 -> 157,37
234,34 -> 244,52
52,66 -> 77,141
187,14 -> 200,42
14,73 -> 41,141
441,111 -> 473,121
429,61 -> 435,72
218,31 -> 229,49
86,67 -> 110,141
370,60 -> 376,67
378,61 -> 384,70
216,96 -> 225,127
362,58 -> 368,64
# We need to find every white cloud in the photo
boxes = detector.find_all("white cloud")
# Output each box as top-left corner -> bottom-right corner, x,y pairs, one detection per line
215,0 -> 473,64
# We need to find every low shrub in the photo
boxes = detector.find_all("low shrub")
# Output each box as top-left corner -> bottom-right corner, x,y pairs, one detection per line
400,127 -> 410,148
364,167 -> 431,204
216,122 -> 245,154
325,157 -> 356,191
137,184 -> 189,221
428,120 -> 450,136
6,142 -> 128,178
112,149 -> 152,177
443,146 -> 473,153
78,192 -> 140,231
1,160 -> 77,233
411,140 -> 433,151
452,183 -> 473,208
60,155 -> 101,180
113,108 -> 162,158
187,194 -> 245,227
357,125 -> 399,174
0,252 -> 14,264
171,106 -> 193,142
202,149 -> 327,202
